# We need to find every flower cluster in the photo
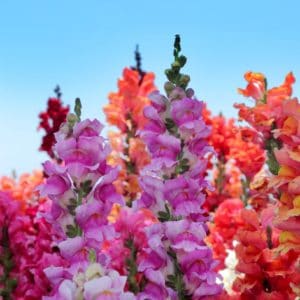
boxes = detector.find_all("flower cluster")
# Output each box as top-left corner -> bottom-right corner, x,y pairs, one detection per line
0,179 -> 64,299
3,35 -> 300,300
203,109 -> 265,211
232,207 -> 298,299
207,198 -> 244,271
103,207 -> 158,294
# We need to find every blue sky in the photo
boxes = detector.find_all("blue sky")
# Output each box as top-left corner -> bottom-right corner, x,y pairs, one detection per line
1,0 -> 300,175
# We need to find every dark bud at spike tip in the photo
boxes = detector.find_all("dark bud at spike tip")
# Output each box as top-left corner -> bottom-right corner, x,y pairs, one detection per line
174,34 -> 181,54
54,85 -> 62,99
74,98 -> 82,121
131,44 -> 145,85
135,45 -> 142,73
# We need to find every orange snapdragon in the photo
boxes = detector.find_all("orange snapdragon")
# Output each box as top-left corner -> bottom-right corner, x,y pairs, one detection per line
104,68 -> 155,132
236,71 -> 300,297
0,170 -> 44,209
232,208 -> 299,299
104,66 -> 156,203
235,71 -> 296,138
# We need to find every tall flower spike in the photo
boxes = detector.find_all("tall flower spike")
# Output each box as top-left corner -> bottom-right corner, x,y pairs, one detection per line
40,100 -> 134,299
233,72 -> 300,298
136,35 -> 222,299
104,48 -> 156,205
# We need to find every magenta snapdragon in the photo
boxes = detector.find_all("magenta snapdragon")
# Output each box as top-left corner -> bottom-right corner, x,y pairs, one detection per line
39,106 -> 134,299
0,191 -> 65,300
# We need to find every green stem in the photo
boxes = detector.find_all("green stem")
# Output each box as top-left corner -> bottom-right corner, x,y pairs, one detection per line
123,114 -> 138,207
215,156 -> 226,195
166,248 -> 191,300
125,238 -> 140,294
0,224 -> 17,300
241,177 -> 250,206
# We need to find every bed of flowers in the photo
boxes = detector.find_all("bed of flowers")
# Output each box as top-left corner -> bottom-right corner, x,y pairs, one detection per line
1,36 -> 299,300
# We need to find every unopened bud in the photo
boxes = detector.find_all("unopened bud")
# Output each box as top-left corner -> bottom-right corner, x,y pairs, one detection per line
164,82 -> 175,94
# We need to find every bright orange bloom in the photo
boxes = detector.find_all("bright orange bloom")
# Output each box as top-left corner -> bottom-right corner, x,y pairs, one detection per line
238,71 -> 266,101
104,68 -> 156,132
235,71 -> 296,138
204,110 -> 264,211
232,208 -> 299,299
104,68 -> 156,203
207,198 -> 244,270
0,170 -> 44,210
228,127 -> 265,180
237,71 -> 300,297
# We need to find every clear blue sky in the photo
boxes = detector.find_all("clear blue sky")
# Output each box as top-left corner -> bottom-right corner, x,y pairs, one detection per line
1,0 -> 300,175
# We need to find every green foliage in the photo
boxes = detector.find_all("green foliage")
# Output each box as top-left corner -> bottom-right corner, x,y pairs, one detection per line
0,226 -> 17,300
80,180 -> 92,197
66,224 -> 82,238
88,249 -> 97,263
158,204 -> 182,222
166,248 -> 191,300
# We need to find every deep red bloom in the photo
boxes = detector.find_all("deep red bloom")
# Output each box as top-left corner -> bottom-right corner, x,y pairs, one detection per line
38,97 -> 69,158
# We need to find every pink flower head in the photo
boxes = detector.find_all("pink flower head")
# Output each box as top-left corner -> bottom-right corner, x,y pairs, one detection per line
73,119 -> 104,138
164,220 -> 206,253
114,207 -> 157,246
138,223 -> 170,272
143,133 -> 181,161
171,98 -> 203,127
93,168 -> 124,206
148,91 -> 168,113
143,106 -> 166,134
58,236 -> 88,262
55,136 -> 106,178
187,136 -> 212,156
164,176 -> 206,217
137,269 -> 173,300
83,271 -> 135,300
39,161 -> 71,197
179,249 -> 221,297
138,175 -> 165,213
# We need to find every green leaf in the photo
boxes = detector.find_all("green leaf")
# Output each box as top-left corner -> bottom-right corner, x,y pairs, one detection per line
165,69 -> 175,82
174,34 -> 181,54
66,224 -> 81,238
88,249 -> 97,263
80,180 -> 92,196
178,55 -> 187,67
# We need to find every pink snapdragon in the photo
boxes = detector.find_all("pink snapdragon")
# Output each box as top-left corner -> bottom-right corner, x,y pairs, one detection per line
136,36 -> 222,299
40,114 -> 133,298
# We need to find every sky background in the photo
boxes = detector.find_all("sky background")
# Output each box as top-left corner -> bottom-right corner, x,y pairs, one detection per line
1,0 -> 300,175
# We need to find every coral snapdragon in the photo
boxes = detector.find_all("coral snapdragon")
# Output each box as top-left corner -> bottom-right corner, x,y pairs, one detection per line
104,49 -> 156,204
